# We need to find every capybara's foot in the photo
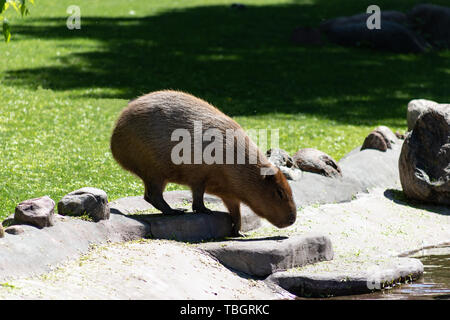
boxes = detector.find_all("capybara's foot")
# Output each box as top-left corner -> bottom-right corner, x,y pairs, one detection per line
231,229 -> 245,238
164,208 -> 187,215
193,206 -> 213,214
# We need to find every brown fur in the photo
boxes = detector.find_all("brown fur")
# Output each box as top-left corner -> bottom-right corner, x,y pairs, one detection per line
110,90 -> 297,235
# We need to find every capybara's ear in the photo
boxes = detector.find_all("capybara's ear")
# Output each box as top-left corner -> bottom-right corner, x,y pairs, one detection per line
261,165 -> 278,178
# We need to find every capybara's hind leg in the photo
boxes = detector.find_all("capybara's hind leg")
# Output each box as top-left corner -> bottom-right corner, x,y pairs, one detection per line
222,197 -> 243,237
192,184 -> 212,214
144,180 -> 185,215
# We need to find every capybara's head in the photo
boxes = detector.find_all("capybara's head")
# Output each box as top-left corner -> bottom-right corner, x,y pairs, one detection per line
249,165 -> 297,228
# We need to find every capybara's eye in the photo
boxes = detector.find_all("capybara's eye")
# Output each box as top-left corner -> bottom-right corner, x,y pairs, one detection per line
276,188 -> 285,200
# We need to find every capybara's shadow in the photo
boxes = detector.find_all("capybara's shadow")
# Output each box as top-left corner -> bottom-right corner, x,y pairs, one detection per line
383,189 -> 450,216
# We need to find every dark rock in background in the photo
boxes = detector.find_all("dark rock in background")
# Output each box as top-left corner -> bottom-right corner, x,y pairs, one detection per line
408,4 -> 450,49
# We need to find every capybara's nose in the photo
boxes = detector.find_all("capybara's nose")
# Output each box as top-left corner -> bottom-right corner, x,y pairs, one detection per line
288,212 -> 297,225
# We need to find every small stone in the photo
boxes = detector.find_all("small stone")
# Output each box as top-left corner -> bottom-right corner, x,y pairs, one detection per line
4,225 -> 24,235
58,187 -> 110,222
361,131 -> 389,151
292,148 -> 342,178
15,196 -> 55,229
374,126 -> 398,145
266,148 -> 294,168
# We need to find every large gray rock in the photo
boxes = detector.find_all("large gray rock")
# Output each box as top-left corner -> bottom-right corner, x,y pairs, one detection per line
293,148 -> 342,178
266,148 -> 294,168
14,196 -> 55,229
58,187 -> 109,222
267,258 -> 423,297
399,107 -> 450,205
408,4 -> 450,49
199,234 -> 334,277
407,99 -> 438,131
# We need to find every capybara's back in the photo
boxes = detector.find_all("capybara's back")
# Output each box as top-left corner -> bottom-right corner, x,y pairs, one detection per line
111,90 -> 297,235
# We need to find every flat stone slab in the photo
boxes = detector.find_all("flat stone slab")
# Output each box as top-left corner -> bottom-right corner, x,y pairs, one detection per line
133,211 -> 233,242
198,234 -> 334,277
110,191 -> 262,232
267,257 -> 423,297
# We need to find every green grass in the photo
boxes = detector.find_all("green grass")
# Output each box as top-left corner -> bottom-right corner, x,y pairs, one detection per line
0,0 -> 449,219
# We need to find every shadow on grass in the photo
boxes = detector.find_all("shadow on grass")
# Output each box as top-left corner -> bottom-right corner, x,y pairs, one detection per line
384,189 -> 450,215
4,1 -> 450,125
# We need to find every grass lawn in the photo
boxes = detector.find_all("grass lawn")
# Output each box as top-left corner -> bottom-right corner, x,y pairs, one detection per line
0,0 -> 449,219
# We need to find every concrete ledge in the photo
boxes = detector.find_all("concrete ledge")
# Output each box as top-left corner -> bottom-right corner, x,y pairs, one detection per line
198,234 -> 334,277
267,258 -> 423,297
0,214 -> 149,282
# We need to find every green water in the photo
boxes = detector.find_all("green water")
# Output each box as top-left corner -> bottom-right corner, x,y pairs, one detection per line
333,254 -> 450,300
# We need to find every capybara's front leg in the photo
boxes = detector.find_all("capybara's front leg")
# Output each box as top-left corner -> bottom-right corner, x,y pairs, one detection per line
144,180 -> 185,215
222,197 -> 243,237
192,184 -> 212,214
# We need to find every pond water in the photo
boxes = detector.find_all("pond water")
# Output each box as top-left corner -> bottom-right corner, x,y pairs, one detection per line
331,253 -> 450,300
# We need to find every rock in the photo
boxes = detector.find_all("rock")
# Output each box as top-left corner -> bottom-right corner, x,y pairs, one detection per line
58,187 -> 110,222
0,224 -> 4,238
14,196 -> 55,229
291,26 -> 322,45
4,225 -> 24,235
292,148 -> 342,178
137,211 -> 233,242
199,234 -> 334,277
266,148 -> 294,168
110,191 -> 262,233
267,258 -> 423,297
399,106 -> 450,205
375,126 -> 398,145
361,126 -> 398,151
320,11 -> 408,31
408,4 -> 450,49
407,99 -> 438,131
279,166 -> 303,181
321,20 -> 427,53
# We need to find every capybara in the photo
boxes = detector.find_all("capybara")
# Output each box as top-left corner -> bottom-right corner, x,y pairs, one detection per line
110,90 -> 297,235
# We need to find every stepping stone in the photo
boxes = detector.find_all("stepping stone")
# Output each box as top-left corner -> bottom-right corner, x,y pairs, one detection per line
198,234 -> 334,277
133,211 -> 233,243
109,191 -> 262,232
267,257 -> 423,297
